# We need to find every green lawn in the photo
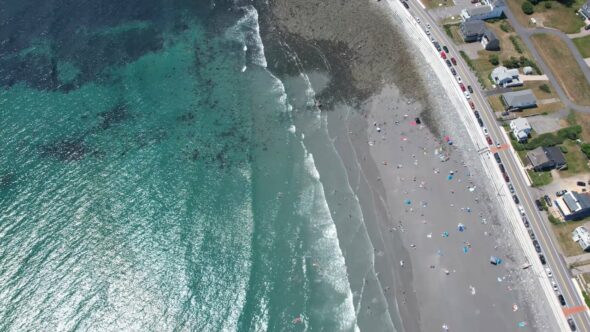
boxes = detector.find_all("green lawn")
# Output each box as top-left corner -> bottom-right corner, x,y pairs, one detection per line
423,0 -> 453,9
552,220 -> 585,256
507,0 -> 586,34
527,169 -> 553,186
561,140 -> 590,177
573,35 -> 590,58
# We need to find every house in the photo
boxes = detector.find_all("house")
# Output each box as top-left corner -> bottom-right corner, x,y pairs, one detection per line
580,0 -> 590,20
509,117 -> 532,142
460,20 -> 486,42
556,191 -> 590,221
502,89 -> 537,111
523,66 -> 534,75
461,0 -> 505,21
572,226 -> 590,252
527,146 -> 567,171
481,29 -> 500,50
491,66 -> 522,88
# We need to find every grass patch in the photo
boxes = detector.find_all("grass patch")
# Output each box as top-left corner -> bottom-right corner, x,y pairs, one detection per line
561,140 -> 590,176
528,169 -> 553,186
552,220 -> 585,256
507,0 -> 586,34
460,51 -> 487,88
573,35 -> 590,58
488,95 -> 505,113
509,35 -> 524,54
445,24 -> 465,44
583,290 -> 590,309
569,111 -> 590,142
422,0 -> 454,8
517,81 -> 559,100
531,33 -> 590,106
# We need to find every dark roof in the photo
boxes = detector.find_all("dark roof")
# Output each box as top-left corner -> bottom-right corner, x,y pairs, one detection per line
483,29 -> 498,42
565,193 -> 580,210
578,192 -> 590,209
502,89 -> 536,107
460,20 -> 486,36
543,146 -> 566,166
467,5 -> 493,16
527,147 -> 549,167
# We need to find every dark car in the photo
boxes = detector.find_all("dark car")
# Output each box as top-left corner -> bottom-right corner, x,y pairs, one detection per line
434,42 -> 441,51
486,136 -> 493,145
451,57 -> 457,65
578,181 -> 586,187
467,85 -> 473,93
474,110 -> 480,118
469,101 -> 475,110
504,173 -> 510,183
533,240 -> 541,253
558,294 -> 566,306
445,59 -> 452,67
528,229 -> 535,240
568,318 -> 577,331
544,195 -> 552,207
539,254 -> 546,265
513,195 -> 519,204
499,164 -> 505,173
443,45 -> 449,53
509,183 -> 515,194
557,190 -> 567,196
523,217 -> 530,228
402,1 -> 409,8
478,117 -> 484,127
585,24 -> 590,30
451,67 -> 457,75
535,199 -> 544,211
494,153 -> 501,163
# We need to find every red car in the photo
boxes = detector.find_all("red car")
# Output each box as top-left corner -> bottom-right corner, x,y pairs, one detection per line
469,101 -> 475,110
459,83 -> 466,91
451,57 -> 457,65
486,136 -> 493,145
504,173 -> 510,182
441,51 -> 447,59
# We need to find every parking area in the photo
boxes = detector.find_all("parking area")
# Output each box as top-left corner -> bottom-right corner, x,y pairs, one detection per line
527,113 -> 563,134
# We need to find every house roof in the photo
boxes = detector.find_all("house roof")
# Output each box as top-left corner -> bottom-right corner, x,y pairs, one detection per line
460,20 -> 486,36
527,147 -> 549,167
467,5 -> 493,16
510,117 -> 531,132
577,192 -> 590,209
544,146 -> 566,166
483,29 -> 498,42
502,89 -> 536,107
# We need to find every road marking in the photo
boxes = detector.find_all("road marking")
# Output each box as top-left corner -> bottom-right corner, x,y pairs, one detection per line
564,305 -> 587,316
489,144 -> 510,153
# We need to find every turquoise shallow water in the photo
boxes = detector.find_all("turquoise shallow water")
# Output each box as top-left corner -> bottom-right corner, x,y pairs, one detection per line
0,1 -> 380,331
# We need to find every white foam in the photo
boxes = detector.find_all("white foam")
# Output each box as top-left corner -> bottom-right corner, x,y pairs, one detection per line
225,5 -> 268,68
288,125 -> 296,133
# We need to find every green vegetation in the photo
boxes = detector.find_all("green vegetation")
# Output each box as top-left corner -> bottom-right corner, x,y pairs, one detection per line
522,1 -> 534,14
562,140 -> 590,176
539,83 -> 551,94
502,55 -> 541,74
507,0 -> 585,34
460,51 -> 487,87
500,21 -> 513,32
573,35 -> 590,58
528,169 -> 553,186
444,24 -> 453,39
581,143 -> 590,158
583,290 -> 590,309
544,1 -> 552,8
509,36 -> 524,54
513,125 -> 582,150
548,214 -> 561,225
532,33 -> 590,106
489,54 -> 500,65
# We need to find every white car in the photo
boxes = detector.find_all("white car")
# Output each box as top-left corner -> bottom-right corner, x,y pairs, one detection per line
552,281 -> 558,291
427,23 -> 431,29
483,127 -> 489,136
464,91 -> 471,99
456,76 -> 462,83
518,205 -> 525,216
416,17 -> 421,23
545,267 -> 553,278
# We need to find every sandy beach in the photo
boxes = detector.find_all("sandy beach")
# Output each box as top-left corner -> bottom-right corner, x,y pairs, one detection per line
259,0 -> 559,330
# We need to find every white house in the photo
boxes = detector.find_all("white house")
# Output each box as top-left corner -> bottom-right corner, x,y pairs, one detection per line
491,66 -> 522,88
573,226 -> 590,252
509,117 -> 532,142
461,0 -> 505,21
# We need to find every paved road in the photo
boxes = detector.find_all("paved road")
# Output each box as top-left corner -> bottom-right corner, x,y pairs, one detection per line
502,8 -> 590,113
402,1 -> 590,331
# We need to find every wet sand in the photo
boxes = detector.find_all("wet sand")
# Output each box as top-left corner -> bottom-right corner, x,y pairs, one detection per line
260,0 -> 557,330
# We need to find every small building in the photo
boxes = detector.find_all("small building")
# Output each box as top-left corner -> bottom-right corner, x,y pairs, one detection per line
491,66 -> 522,88
509,117 -> 532,142
461,0 -> 505,21
527,146 -> 567,171
481,29 -> 500,50
580,0 -> 590,20
460,20 -> 486,42
572,226 -> 590,252
523,66 -> 534,75
556,191 -> 590,221
502,89 -> 537,111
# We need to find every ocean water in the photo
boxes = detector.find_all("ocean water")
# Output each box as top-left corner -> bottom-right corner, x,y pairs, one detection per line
0,1 -> 392,331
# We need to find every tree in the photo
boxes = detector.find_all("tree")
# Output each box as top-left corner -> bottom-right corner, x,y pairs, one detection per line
581,143 -> 590,159
557,0 -> 574,6
539,83 -> 551,94
489,54 -> 499,65
544,1 -> 552,8
522,1 -> 534,14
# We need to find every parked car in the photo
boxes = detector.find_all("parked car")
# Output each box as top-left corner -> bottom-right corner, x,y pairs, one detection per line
467,85 -> 473,93
508,183 -> 515,194
513,195 -> 519,204
459,83 -> 466,91
523,217 -> 530,228
545,267 -> 553,278
533,240 -> 541,253
434,42 -> 441,51
539,254 -> 546,265
558,294 -> 566,306
440,51 -> 447,59
494,153 -> 501,163
504,173 -> 510,183
535,199 -> 544,211
477,117 -> 484,127
474,110 -> 480,118
464,91 -> 471,99
556,190 -> 567,196
518,205 -> 525,215
456,76 -> 462,83
403,1 -> 409,9
483,127 -> 488,135
528,229 -> 535,240
443,45 -> 449,53
544,195 -> 552,206
486,136 -> 493,145
445,59 -> 452,67
577,181 -> 586,187
585,24 -> 590,30
552,280 -> 558,291
451,67 -> 457,75
469,101 -> 475,110
451,57 -> 457,65
568,317 -> 577,331
499,164 -> 505,173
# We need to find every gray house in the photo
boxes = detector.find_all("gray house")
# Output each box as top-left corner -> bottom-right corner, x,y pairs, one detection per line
460,20 -> 486,42
481,29 -> 500,51
527,146 -> 567,171
492,66 -> 522,88
580,0 -> 590,20
556,191 -> 590,221
501,89 -> 537,110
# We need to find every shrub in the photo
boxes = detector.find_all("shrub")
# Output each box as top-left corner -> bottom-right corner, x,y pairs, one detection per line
500,22 -> 512,32
557,125 -> 581,140
539,83 -> 551,94
509,36 -> 524,54
557,0 -> 574,6
489,54 -> 500,65
582,143 -> 590,158
560,145 -> 569,154
544,1 -> 552,8
529,0 -> 540,4
522,1 -> 534,14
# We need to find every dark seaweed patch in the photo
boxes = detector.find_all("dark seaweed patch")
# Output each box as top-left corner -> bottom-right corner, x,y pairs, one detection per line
40,138 -> 89,162
98,103 -> 129,130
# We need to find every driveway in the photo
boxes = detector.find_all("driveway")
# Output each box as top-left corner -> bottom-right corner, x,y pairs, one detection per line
527,113 -> 562,134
